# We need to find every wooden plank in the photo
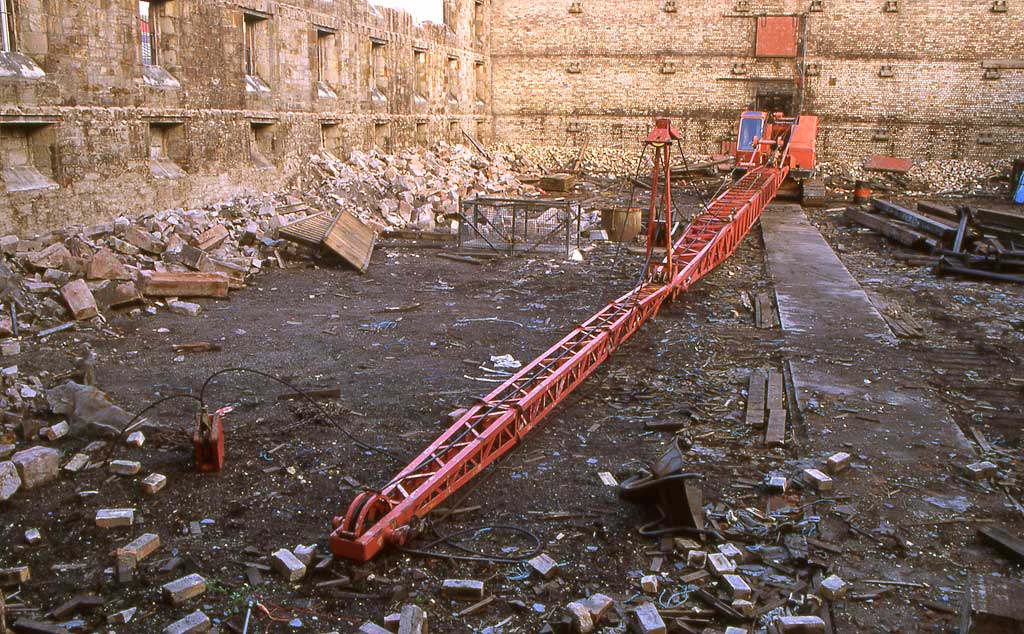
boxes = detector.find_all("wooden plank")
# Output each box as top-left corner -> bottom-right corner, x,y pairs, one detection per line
137,271 -> 229,298
872,199 -> 957,240
766,369 -> 785,412
765,409 -> 787,447
978,527 -> 1024,562
746,371 -> 767,428
844,207 -> 938,249
323,212 -> 377,273
975,207 -> 1024,232
961,576 -> 1024,633
917,201 -> 959,223
279,212 -> 333,248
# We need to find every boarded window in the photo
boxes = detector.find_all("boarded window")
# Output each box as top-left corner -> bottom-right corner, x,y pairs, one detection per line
755,17 -> 798,58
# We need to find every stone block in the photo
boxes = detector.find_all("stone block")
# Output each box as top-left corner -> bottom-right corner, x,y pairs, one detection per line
126,431 -> 145,447
63,453 -> 89,473
640,574 -> 659,594
168,300 -> 202,317
631,602 -> 666,634
0,460 -> 21,501
687,550 -> 707,568
0,566 -> 30,585
109,460 -> 141,476
24,528 -> 41,545
271,548 -> 306,581
565,601 -> 594,633
826,452 -> 851,474
358,623 -> 392,634
42,421 -> 69,441
803,468 -> 834,492
966,461 -> 998,480
293,544 -> 316,566
87,248 -> 130,280
775,615 -> 826,633
722,574 -> 752,600
397,604 -> 427,634
528,553 -> 559,579
582,593 -> 614,623
11,446 -> 59,489
819,574 -> 848,600
707,553 -> 737,576
162,573 -> 207,605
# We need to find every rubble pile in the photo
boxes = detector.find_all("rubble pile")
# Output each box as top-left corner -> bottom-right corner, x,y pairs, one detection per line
497,143 -> 648,176
306,143 -> 530,231
819,158 -> 1013,196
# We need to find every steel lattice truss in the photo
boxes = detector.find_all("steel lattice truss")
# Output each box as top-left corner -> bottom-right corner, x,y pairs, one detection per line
330,165 -> 788,562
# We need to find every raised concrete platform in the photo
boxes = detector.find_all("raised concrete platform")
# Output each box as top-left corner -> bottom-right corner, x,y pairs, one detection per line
760,204 -> 892,345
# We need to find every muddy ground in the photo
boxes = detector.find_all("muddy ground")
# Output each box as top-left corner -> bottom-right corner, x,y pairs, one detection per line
1,186 -> 1022,634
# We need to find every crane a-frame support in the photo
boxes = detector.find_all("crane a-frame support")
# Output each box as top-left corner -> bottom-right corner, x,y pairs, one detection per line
330,122 -> 791,563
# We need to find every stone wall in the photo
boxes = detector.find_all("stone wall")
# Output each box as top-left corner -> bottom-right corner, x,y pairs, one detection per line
0,0 -> 489,235
489,0 -> 1023,163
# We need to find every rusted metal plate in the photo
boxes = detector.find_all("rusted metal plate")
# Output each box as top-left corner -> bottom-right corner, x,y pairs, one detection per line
863,155 -> 914,173
755,17 -> 798,58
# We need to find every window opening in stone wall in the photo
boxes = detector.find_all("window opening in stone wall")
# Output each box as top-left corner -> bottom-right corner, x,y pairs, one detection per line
0,0 -> 16,53
373,122 -> 390,152
320,122 -> 341,157
148,122 -> 186,179
249,121 -> 275,169
140,1 -> 180,88
369,39 -> 388,103
415,121 -> 429,147
316,28 -> 338,98
473,0 -> 485,46
244,12 -> 272,93
447,55 -> 459,103
474,61 -> 486,104
414,48 -> 428,103
449,120 -> 460,143
139,1 -> 157,65
0,123 -> 58,193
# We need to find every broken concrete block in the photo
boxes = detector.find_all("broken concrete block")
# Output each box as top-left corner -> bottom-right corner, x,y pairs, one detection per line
358,623 -> 392,634
826,452 -> 851,474
775,615 -> 826,633
162,610 -> 210,634
124,226 -> 164,254
718,543 -> 744,560
140,472 -> 167,495
767,475 -> 788,492
732,599 -> 755,617
640,574 -> 659,594
707,553 -> 737,576
565,601 -> 594,634
722,574 -> 752,600
24,528 -> 41,545
397,604 -> 427,634
63,453 -> 89,473
28,243 -> 72,270
0,566 -> 30,585
631,602 -> 666,634
966,461 -> 998,481
1,340 -> 20,356
163,573 -> 207,606
11,446 -> 60,489
42,421 -> 69,441
293,544 -> 316,566
61,279 -> 99,321
95,508 -> 135,528
196,224 -> 229,252
108,460 -> 141,476
271,548 -> 306,582
126,431 -> 145,447
118,533 -> 160,567
528,553 -> 559,579
168,300 -> 202,317
0,460 -> 22,501
803,468 -> 834,492
819,574 -> 848,600
441,578 -> 484,601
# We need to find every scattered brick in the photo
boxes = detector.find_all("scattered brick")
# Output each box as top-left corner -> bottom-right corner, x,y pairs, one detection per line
803,468 -> 834,492
687,550 -> 707,568
109,460 -> 142,476
565,601 -> 594,634
63,453 -> 89,473
162,610 -> 210,634
528,553 -> 559,579
118,533 -> 160,567
162,573 -> 207,606
0,566 -> 30,585
24,528 -> 41,545
271,548 -> 307,582
775,615 -> 826,633
42,421 -> 69,441
95,508 -> 135,529
631,602 -> 666,634
819,574 -> 849,600
140,472 -> 167,495
126,431 -> 145,447
965,461 -> 998,480
582,593 -> 614,623
61,279 -> 99,320
168,300 -> 202,317
722,574 -> 752,600
826,452 -> 851,474
640,574 -> 659,594
293,544 -> 317,566
0,460 -> 21,501
397,604 -> 427,634
441,579 -> 485,601
708,553 -> 737,576
358,623 -> 392,634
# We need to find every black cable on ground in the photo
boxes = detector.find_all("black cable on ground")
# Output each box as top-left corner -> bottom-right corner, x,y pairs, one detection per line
400,525 -> 543,564
198,367 -> 401,462
103,393 -> 204,462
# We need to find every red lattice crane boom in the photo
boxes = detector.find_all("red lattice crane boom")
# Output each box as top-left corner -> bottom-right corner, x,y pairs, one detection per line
329,112 -> 817,562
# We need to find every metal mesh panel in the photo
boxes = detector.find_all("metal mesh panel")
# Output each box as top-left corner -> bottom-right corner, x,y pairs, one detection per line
458,197 -> 582,257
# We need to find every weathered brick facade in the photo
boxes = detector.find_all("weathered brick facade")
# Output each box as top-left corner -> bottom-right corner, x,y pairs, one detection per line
489,0 -> 1023,162
0,0 -> 489,235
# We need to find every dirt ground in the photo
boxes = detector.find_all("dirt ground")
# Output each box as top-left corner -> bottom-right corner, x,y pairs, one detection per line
1,184 -> 1022,634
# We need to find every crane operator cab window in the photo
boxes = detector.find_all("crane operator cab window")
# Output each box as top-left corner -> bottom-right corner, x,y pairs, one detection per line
738,116 -> 765,152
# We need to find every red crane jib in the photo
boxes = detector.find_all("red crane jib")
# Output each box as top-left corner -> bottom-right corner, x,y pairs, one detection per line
330,123 -> 793,563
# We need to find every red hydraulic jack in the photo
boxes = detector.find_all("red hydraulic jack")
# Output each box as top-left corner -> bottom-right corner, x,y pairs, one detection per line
193,406 -> 230,472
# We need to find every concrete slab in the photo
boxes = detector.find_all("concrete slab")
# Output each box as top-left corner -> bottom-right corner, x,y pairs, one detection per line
760,204 -> 893,344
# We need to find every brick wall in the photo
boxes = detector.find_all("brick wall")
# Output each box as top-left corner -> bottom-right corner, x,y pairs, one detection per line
489,0 -> 1023,162
0,0 -> 490,235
